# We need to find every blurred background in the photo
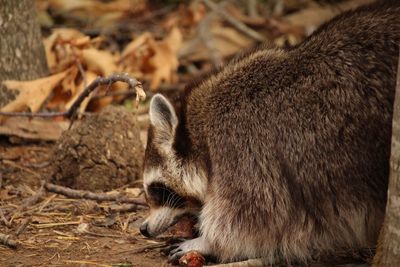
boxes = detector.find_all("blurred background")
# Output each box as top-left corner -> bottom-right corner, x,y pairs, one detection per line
1,0 -> 373,118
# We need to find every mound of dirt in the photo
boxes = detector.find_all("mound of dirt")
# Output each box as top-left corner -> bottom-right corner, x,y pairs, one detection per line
51,106 -> 144,191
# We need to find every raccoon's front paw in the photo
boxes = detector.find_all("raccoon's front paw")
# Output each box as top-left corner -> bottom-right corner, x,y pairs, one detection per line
167,236 -> 210,263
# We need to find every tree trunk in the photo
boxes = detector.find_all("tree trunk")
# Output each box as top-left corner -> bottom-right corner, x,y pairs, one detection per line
0,0 -> 48,107
375,51 -> 400,266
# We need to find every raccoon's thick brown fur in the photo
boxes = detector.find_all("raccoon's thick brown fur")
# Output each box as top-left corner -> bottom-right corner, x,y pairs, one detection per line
145,1 -> 400,264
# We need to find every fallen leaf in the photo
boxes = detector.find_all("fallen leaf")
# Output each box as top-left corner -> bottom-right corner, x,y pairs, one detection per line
65,71 -> 98,113
43,28 -> 86,70
46,0 -> 94,12
0,70 -> 70,119
286,0 -> 372,30
148,27 -> 182,90
80,48 -> 118,76
61,65 -> 79,94
179,23 -> 253,62
0,117 -> 68,141
121,32 -> 152,59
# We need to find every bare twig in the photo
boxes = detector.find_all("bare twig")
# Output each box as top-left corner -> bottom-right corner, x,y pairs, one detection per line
8,182 -> 46,222
19,182 -> 46,211
0,208 -> 11,227
201,0 -> 264,42
81,230 -> 122,239
0,233 -> 18,249
91,90 -> 137,101
21,161 -> 51,169
68,58 -> 89,130
0,73 -> 145,119
2,160 -> 41,178
14,217 -> 32,237
116,242 -> 167,254
104,203 -> 144,213
45,182 -> 148,206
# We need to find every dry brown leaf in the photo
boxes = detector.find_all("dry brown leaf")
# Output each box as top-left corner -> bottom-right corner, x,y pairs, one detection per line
148,27 -> 182,90
46,0 -> 94,12
0,70 -> 70,118
48,0 -> 147,19
92,12 -> 125,28
95,0 -> 145,13
80,48 -> 118,76
43,28 -> 86,70
180,23 -> 253,62
121,32 -> 152,59
0,117 -> 68,141
65,71 -> 98,113
119,27 -> 182,91
165,27 -> 183,54
164,2 -> 206,30
286,0 -> 373,30
61,65 -> 79,94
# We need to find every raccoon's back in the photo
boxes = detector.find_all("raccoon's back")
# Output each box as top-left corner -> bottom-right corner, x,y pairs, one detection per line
191,1 -> 399,217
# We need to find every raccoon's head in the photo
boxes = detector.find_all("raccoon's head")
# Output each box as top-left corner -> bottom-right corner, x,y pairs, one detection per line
140,94 -> 207,238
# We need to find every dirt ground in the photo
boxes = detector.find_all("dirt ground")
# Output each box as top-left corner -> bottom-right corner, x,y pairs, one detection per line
0,140 -> 171,267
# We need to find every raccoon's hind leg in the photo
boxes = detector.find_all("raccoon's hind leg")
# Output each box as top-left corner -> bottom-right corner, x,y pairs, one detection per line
168,236 -> 212,262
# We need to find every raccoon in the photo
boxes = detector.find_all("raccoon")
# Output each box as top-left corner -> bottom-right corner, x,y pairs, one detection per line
140,1 -> 400,264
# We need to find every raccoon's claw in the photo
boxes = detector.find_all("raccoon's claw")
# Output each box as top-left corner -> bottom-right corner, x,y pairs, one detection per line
168,247 -> 185,263
167,237 -> 210,263
162,244 -> 180,256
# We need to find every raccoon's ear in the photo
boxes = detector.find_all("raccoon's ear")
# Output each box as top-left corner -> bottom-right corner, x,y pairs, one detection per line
149,94 -> 178,135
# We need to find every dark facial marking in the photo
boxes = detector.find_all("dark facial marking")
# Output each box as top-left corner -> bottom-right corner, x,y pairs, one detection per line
147,182 -> 186,208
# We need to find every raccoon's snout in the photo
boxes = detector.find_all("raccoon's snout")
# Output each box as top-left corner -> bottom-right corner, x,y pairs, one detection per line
139,223 -> 150,238
140,207 -> 189,238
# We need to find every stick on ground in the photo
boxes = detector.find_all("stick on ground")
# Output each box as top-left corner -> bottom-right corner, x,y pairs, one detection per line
45,182 -> 148,206
6,181 -> 46,223
14,217 -> 32,237
0,233 -> 18,249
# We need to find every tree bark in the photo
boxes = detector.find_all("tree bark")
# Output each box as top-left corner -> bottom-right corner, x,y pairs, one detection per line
0,0 -> 48,107
375,51 -> 400,266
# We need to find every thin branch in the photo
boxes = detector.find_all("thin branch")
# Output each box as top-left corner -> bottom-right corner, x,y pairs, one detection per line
14,217 -> 32,237
0,208 -> 11,227
116,242 -> 168,254
44,182 -> 148,206
19,182 -> 46,210
7,181 -> 46,223
0,73 -> 145,119
103,203 -> 145,213
91,90 -> 137,101
0,233 -> 18,249
201,0 -> 265,42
